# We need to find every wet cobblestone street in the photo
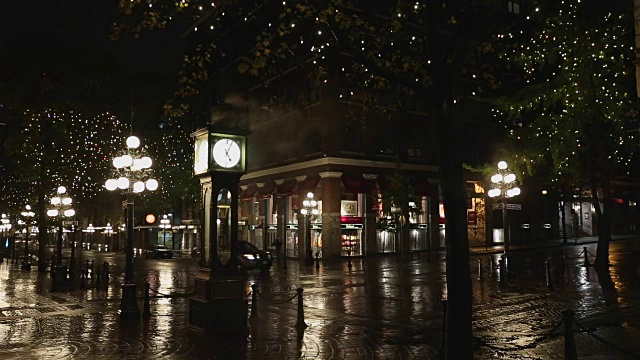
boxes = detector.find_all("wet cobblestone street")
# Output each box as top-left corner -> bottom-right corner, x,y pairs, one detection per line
0,238 -> 639,359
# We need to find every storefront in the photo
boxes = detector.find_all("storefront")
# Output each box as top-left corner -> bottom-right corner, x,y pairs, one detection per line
285,224 -> 299,258
311,223 -> 322,258
341,222 -> 363,256
409,223 -> 428,251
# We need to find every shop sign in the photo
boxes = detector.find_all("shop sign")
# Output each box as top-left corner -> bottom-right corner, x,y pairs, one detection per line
311,224 -> 322,230
506,204 -> 522,210
467,211 -> 477,225
340,216 -> 363,224
286,224 -> 298,230
410,224 -> 428,229
249,225 -> 259,230
266,225 -> 277,230
341,224 -> 363,230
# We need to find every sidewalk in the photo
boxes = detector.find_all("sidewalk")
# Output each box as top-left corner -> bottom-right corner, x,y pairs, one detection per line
469,233 -> 640,255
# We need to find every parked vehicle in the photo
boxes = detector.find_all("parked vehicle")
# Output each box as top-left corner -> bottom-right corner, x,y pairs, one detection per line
145,245 -> 173,259
238,241 -> 272,271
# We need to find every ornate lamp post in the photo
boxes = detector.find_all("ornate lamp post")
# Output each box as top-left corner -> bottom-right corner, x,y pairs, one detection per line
47,186 -> 75,291
488,161 -> 521,255
105,135 -> 158,321
20,205 -> 35,270
301,192 -> 319,266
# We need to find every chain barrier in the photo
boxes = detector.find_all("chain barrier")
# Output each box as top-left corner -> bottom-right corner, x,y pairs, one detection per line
564,249 -> 585,260
257,289 -> 298,305
573,320 -> 640,359
148,286 -> 169,297
473,318 -> 564,352
506,264 -> 547,278
585,250 -> 597,258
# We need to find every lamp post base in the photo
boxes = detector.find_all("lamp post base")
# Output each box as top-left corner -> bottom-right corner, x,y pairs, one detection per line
51,265 -> 67,291
305,249 -> 314,266
120,283 -> 140,321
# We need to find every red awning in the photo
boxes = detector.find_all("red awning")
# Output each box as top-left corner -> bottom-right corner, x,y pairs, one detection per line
342,175 -> 375,194
239,185 -> 257,201
256,183 -> 277,198
298,177 -> 320,195
276,179 -> 297,196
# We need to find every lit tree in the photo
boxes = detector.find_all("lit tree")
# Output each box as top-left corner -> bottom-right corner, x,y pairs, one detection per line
492,1 -> 636,270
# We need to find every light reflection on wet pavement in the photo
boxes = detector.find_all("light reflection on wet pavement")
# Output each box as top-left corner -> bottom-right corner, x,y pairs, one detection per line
0,239 -> 638,359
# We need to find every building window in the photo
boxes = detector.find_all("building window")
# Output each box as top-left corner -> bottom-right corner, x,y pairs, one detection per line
508,0 -> 520,14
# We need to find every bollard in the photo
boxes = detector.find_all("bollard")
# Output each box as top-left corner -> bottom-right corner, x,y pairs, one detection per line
562,309 -> 577,360
560,250 -> 565,269
477,258 -> 483,281
103,262 -> 109,285
437,299 -> 447,359
96,266 -> 101,286
80,267 -> 86,288
249,284 -> 258,321
582,247 -> 590,268
545,261 -> 554,289
294,287 -> 308,332
315,252 -> 320,270
499,259 -> 506,286
143,282 -> 151,318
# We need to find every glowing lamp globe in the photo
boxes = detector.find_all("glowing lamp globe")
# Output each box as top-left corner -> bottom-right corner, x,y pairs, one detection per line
117,177 -> 130,190
133,181 -> 145,193
307,192 -> 314,199
105,179 -> 117,191
51,197 -> 61,205
145,179 -> 158,191
62,197 -> 72,205
300,209 -> 308,215
121,154 -> 133,167
140,157 -> 152,168
57,186 -> 66,194
47,210 -> 58,217
491,174 -> 503,184
63,209 -> 75,217
504,174 -> 516,183
498,161 -> 507,170
126,136 -> 140,149
512,187 -> 521,196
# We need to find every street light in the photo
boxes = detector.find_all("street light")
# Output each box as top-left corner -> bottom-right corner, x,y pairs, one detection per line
488,161 -> 520,255
160,215 -> 171,247
301,192 -> 319,266
105,135 -> 158,321
47,186 -> 75,291
20,205 -> 35,270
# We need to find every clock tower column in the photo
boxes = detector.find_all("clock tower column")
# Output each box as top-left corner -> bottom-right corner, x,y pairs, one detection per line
188,125 -> 250,341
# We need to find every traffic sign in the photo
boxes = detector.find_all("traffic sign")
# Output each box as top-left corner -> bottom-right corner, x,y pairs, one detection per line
492,203 -> 504,210
506,204 -> 522,210
62,220 -> 78,226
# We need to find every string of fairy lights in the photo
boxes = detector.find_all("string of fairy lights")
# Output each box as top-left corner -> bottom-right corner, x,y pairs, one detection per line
491,1 -> 636,181
6,109 -> 124,210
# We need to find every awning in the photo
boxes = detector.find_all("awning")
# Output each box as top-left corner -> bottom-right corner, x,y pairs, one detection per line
342,175 -> 375,194
276,179 -> 298,196
298,177 -> 320,195
239,185 -> 257,201
411,176 -> 436,197
256,182 -> 277,198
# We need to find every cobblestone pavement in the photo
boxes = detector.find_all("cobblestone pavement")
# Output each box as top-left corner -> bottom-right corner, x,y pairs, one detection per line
0,238 -> 639,359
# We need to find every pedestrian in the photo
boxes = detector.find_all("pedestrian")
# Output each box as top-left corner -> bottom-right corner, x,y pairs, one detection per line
274,237 -> 283,261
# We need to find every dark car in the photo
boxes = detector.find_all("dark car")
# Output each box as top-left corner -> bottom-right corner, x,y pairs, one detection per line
145,245 -> 173,259
239,241 -> 272,271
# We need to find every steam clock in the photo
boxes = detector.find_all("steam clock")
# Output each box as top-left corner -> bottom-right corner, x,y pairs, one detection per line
189,125 -> 249,335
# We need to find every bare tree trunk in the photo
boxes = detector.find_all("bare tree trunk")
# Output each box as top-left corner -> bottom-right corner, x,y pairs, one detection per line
559,191 -> 567,244
591,177 -> 612,270
634,0 -> 640,97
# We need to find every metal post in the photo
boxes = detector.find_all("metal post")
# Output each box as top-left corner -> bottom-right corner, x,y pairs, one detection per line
582,246 -> 590,268
305,215 -> 313,266
563,309 -> 577,360
250,283 -> 258,321
120,195 -> 140,320
477,258 -> 483,281
437,299 -> 447,359
315,252 -> 320,270
499,259 -> 506,286
560,250 -> 565,269
294,287 -> 307,332
143,282 -> 151,318
502,196 -> 509,255
545,261 -> 553,289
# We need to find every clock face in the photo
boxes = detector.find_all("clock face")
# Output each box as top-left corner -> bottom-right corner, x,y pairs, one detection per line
212,138 -> 241,168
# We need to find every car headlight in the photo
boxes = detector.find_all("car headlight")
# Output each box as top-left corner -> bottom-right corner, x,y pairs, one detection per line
243,254 -> 256,260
